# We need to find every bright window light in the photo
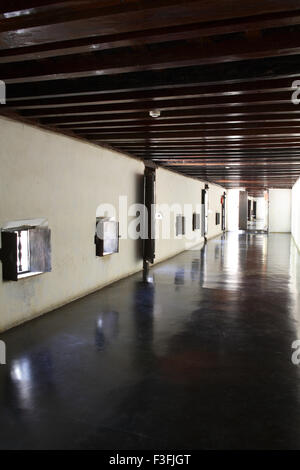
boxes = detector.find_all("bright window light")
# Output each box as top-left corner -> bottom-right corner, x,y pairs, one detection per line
15,230 -> 30,274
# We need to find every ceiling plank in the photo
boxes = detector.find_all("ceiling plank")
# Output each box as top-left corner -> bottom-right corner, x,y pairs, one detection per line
3,29 -> 300,84
6,55 -> 300,100
2,1 -> 300,190
1,0 -> 300,48
6,77 -> 296,108
14,92 -> 295,117
2,10 -> 300,63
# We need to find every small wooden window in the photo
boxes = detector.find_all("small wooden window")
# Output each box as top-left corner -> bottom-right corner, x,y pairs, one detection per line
1,226 -> 51,281
176,215 -> 185,236
95,218 -> 119,257
193,213 -> 200,231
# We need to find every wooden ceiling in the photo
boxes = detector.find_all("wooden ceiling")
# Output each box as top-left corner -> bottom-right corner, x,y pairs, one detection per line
2,1 -> 300,195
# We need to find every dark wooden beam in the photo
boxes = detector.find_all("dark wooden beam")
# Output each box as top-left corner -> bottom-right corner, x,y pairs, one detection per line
157,160 -> 300,166
59,120 -> 300,132
2,10 -> 300,64
1,0 -> 299,48
13,92 -> 294,118
73,123 -> 300,135
70,124 -> 300,136
3,29 -> 300,84
34,104 -> 300,126
131,151 -> 300,157
6,56 -> 300,100
2,1 -> 300,189
0,1 -> 90,14
6,77 -> 296,108
81,128 -> 300,141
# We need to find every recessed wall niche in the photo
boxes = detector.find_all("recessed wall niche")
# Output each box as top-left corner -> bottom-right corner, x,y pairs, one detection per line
1,220 -> 51,281
95,217 -> 119,257
193,213 -> 200,231
176,215 -> 186,236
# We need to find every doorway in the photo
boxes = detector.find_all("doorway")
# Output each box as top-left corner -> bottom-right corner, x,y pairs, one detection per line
221,192 -> 226,231
143,165 -> 156,279
201,186 -> 209,240
247,192 -> 269,232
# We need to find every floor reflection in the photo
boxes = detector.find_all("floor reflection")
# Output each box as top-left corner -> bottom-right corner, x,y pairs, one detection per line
95,311 -> 119,351
248,220 -> 268,232
1,233 -> 300,449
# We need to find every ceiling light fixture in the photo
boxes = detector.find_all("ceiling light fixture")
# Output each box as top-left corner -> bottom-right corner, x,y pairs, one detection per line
149,109 -> 161,118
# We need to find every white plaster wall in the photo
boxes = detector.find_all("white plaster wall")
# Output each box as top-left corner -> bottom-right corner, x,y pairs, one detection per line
268,189 -> 291,233
292,178 -> 300,251
226,189 -> 241,231
154,168 -> 225,263
207,183 -> 226,239
0,117 -> 226,331
0,117 -> 145,331
255,197 -> 265,220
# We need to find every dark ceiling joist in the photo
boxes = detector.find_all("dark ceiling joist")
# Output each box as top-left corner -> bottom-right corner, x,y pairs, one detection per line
6,55 -> 300,100
98,137 -> 300,144
34,105 -> 300,126
57,118 -> 300,131
0,0 -> 92,15
3,29 -> 300,84
130,151 -> 300,157
161,160 -> 300,166
75,123 -> 300,135
71,124 -> 300,136
85,128 -> 300,141
1,0 -> 299,48
2,1 -> 300,190
2,10 -> 300,64
0,0 -> 205,38
13,92 -> 295,118
59,123 -> 300,134
6,77 -> 296,109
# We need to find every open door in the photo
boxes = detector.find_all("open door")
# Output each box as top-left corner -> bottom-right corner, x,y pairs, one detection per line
143,165 -> 156,264
239,191 -> 248,230
248,199 -> 251,221
221,192 -> 226,231
201,186 -> 209,239
253,201 -> 257,220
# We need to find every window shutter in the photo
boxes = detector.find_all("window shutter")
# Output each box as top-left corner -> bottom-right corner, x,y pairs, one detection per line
176,215 -> 181,236
1,231 -> 18,281
29,228 -> 51,273
193,213 -> 200,230
176,215 -> 185,236
95,233 -> 104,257
103,221 -> 119,255
95,220 -> 119,256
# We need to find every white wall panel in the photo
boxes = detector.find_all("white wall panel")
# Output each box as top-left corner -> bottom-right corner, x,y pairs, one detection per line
269,189 -> 291,233
0,117 -> 226,331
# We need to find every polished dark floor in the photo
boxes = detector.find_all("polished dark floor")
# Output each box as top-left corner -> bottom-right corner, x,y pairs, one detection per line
1,232 -> 300,449
248,219 -> 267,231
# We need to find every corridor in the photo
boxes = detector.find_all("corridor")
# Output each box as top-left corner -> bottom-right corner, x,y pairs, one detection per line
247,220 -> 267,232
0,232 -> 300,449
